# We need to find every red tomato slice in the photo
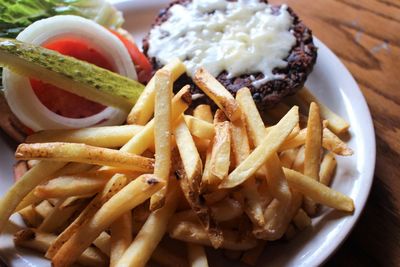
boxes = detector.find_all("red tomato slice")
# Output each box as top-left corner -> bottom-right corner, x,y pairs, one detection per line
30,38 -> 114,119
110,30 -> 153,84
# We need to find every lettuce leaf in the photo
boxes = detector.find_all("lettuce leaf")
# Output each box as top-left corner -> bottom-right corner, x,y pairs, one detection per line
0,0 -> 124,89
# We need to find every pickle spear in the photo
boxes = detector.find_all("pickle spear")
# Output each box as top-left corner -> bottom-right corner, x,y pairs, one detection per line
0,38 -> 145,112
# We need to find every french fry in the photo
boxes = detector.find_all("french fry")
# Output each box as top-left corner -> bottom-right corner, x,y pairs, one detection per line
279,148 -> 299,168
319,153 -> 337,186
253,191 -> 303,241
283,168 -> 354,212
34,173 -> 112,199
0,160 -> 66,233
38,198 -> 86,233
230,115 -> 265,226
46,173 -> 130,259
14,229 -> 108,267
13,160 -> 28,182
322,127 -> 353,156
127,58 -> 186,125
110,212 -> 132,267
122,86 -> 191,155
18,205 -> 42,228
220,105 -> 299,189
93,231 -> 111,256
26,125 -> 143,148
16,162 -> 94,212
303,102 -> 322,216
184,115 -> 215,140
169,221 -> 257,250
115,177 -> 179,267
150,69 -> 172,210
235,87 -> 291,203
292,146 -> 305,173
193,68 -> 241,121
193,104 -> 213,123
296,88 -> 350,134
203,189 -> 229,205
52,174 -> 164,267
293,209 -> 311,230
201,142 -> 217,186
187,243 -> 209,267
210,110 -> 231,181
211,197 -> 243,222
174,117 -> 203,193
278,127 -> 353,156
240,241 -> 266,266
34,200 -> 54,218
174,151 -> 223,249
152,245 -> 189,267
16,143 -> 155,173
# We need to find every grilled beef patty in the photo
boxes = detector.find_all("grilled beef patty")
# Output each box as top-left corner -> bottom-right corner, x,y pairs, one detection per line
143,0 -> 317,109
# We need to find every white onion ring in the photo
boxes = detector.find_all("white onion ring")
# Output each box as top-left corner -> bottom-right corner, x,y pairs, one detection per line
3,15 -> 137,131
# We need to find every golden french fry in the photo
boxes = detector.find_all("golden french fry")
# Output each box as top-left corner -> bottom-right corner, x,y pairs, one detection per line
240,241 -> 266,266
283,168 -> 354,212
293,208 -> 311,230
0,161 -> 66,233
127,58 -> 186,125
174,151 -> 223,249
292,146 -> 305,173
110,212 -> 132,267
34,173 -> 113,199
203,189 -> 229,205
52,174 -> 164,267
46,173 -> 130,259
297,88 -> 349,134
18,205 -> 42,228
322,127 -> 353,156
150,69 -> 173,210
235,87 -> 291,202
319,153 -> 337,186
174,117 -> 203,193
210,111 -> 231,181
169,221 -> 257,250
93,231 -> 111,256
14,229 -> 108,267
303,102 -> 322,216
201,141 -> 217,185
278,129 -> 306,151
193,104 -> 213,123
253,191 -> 303,241
26,125 -> 143,148
122,86 -> 191,155
115,177 -> 179,267
220,106 -> 299,189
16,143 -> 155,173
34,200 -> 54,218
187,243 -> 209,267
211,197 -> 243,222
193,68 -> 241,121
38,198 -> 86,233
184,115 -> 215,140
230,115 -> 265,226
279,148 -> 299,168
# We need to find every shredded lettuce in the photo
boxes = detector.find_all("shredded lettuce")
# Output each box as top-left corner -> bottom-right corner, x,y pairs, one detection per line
0,0 -> 125,89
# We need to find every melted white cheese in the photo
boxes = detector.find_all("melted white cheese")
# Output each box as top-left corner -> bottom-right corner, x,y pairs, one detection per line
148,0 -> 296,86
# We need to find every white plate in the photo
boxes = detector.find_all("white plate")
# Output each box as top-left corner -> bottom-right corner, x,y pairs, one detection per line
0,1 -> 376,266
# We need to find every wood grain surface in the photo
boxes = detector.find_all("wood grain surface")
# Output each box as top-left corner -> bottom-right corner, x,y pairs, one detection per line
270,0 -> 400,266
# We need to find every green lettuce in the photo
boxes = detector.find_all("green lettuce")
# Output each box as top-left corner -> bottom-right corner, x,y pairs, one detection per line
0,0 -> 125,88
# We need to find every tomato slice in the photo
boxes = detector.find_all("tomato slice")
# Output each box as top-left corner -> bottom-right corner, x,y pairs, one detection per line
30,38 -> 114,119
110,30 -> 153,84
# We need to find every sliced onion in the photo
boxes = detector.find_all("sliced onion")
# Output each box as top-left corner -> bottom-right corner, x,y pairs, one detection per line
3,15 -> 137,131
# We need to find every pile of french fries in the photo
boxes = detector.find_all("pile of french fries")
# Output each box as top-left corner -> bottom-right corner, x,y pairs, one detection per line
0,58 -> 355,267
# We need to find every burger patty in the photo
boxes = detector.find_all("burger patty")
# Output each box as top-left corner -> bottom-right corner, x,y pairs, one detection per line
143,0 -> 318,109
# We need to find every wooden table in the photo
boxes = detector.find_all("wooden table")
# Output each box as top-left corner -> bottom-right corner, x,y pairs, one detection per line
271,0 -> 400,265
